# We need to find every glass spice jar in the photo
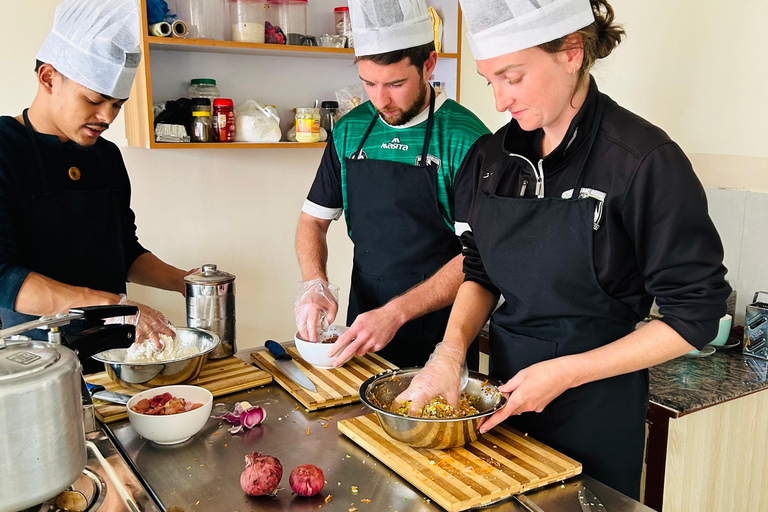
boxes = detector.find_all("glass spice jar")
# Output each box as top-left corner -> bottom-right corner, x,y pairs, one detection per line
295,107 -> 320,143
191,98 -> 212,142
213,98 -> 236,142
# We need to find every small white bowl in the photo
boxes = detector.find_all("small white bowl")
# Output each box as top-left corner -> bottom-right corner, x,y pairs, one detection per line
126,385 -> 213,445
294,325 -> 353,369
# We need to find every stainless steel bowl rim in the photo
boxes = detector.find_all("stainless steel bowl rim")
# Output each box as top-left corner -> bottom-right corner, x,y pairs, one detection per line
90,328 -> 221,365
359,367 -> 507,423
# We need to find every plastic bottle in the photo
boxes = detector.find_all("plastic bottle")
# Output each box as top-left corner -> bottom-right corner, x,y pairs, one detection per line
295,107 -> 320,143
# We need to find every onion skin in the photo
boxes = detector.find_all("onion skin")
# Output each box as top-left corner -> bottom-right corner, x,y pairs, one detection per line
240,452 -> 283,496
289,464 -> 325,497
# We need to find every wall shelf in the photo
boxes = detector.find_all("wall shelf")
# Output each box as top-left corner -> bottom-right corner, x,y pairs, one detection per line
148,37 -> 458,60
151,142 -> 325,149
125,0 -> 463,150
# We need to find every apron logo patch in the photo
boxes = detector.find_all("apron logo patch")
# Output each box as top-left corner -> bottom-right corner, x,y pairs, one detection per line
415,155 -> 442,169
350,150 -> 368,160
562,187 -> 606,230
381,137 -> 409,151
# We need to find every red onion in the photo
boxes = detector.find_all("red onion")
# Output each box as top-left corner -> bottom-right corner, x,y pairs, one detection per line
240,452 -> 283,496
214,401 -> 266,434
289,464 -> 325,497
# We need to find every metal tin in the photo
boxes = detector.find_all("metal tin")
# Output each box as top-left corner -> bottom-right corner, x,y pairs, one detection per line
185,264 -> 235,359
0,341 -> 86,511
744,291 -> 768,360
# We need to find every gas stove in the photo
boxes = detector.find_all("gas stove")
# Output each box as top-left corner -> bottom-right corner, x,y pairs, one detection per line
21,429 -> 161,512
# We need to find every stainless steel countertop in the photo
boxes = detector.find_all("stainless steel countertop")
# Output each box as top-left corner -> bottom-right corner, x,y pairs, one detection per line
108,382 -> 654,511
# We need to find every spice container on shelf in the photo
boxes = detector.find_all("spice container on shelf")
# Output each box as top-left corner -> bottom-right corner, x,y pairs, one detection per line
191,98 -> 213,142
334,6 -> 353,48
213,98 -> 236,142
268,0 -> 307,46
295,107 -> 320,143
174,0 -> 228,40
229,0 -> 266,42
319,101 -> 338,134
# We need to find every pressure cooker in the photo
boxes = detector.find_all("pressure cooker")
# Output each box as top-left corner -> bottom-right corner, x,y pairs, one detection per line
0,305 -> 137,511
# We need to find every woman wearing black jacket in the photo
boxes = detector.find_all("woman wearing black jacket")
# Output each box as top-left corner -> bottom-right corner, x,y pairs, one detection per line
396,0 -> 730,499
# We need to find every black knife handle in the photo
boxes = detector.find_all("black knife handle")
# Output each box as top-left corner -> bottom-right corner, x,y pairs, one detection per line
265,340 -> 292,361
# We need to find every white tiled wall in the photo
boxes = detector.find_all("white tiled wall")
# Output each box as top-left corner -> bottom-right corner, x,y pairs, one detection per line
706,187 -> 768,324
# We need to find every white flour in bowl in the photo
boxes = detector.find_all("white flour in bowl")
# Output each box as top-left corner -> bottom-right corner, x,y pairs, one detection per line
125,333 -> 200,362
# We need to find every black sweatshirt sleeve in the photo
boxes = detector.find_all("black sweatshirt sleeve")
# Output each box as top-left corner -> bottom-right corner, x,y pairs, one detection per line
0,155 -> 30,311
454,134 -> 491,225
111,147 -> 148,274
622,142 -> 730,349
460,138 -> 502,298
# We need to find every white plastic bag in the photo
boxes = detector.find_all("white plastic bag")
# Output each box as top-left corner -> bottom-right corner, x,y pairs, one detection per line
234,100 -> 282,142
335,84 -> 367,116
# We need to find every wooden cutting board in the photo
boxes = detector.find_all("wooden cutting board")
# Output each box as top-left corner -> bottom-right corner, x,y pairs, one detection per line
338,414 -> 582,512
250,347 -> 397,411
86,356 -> 272,423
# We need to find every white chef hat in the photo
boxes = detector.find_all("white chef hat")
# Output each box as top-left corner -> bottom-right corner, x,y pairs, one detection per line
459,0 -> 595,61
36,0 -> 142,99
349,0 -> 434,57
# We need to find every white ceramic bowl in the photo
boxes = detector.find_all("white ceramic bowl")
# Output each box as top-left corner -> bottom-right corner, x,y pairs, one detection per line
294,325 -> 353,369
126,385 -> 213,445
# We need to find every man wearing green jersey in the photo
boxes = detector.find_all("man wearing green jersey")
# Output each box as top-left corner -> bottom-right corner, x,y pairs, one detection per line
295,0 -> 490,369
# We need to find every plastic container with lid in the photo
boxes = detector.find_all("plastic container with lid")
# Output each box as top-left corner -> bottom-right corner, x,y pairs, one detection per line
229,0 -> 266,42
174,0 -> 228,40
269,0 -> 308,46
295,107 -> 320,143
188,78 -> 221,103
334,6 -> 353,48
213,98 -> 236,142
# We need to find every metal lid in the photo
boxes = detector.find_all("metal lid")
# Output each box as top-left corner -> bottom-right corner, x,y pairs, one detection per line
0,341 -> 61,380
184,264 -> 235,285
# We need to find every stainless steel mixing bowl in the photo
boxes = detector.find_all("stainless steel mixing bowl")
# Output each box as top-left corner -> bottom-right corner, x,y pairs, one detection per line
91,328 -> 220,389
359,368 -> 507,449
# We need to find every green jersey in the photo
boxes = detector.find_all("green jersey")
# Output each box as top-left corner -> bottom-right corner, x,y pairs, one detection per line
303,94 -> 490,235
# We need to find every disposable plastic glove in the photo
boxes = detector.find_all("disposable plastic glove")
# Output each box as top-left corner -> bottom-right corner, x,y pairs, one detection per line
115,294 -> 175,351
294,279 -> 339,342
393,343 -> 469,415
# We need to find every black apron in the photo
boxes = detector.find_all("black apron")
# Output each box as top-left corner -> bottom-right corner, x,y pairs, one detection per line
473,96 -> 648,499
344,89 -> 476,369
0,110 -> 128,347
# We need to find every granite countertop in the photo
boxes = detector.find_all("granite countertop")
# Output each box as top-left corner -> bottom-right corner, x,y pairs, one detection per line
648,348 -> 768,416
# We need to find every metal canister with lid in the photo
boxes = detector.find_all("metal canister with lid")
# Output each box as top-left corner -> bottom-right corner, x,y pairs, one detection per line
185,264 -> 236,359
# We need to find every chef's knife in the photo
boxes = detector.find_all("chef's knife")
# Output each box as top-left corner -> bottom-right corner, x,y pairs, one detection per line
85,383 -> 132,405
578,485 -> 607,512
265,340 -> 317,393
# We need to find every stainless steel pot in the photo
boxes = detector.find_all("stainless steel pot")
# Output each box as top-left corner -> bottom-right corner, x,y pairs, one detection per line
0,306 -> 138,511
185,264 -> 236,359
0,339 -> 86,511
